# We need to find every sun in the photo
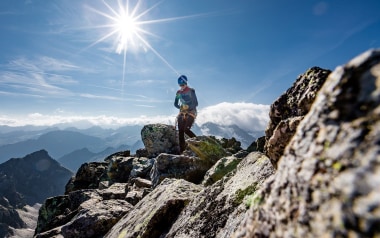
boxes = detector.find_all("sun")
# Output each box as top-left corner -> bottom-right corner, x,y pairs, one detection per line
85,0 -> 182,74
115,12 -> 138,53
85,0 -> 146,55
115,15 -> 138,52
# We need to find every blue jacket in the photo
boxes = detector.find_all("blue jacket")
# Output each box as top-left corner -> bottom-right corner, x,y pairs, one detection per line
174,86 -> 198,112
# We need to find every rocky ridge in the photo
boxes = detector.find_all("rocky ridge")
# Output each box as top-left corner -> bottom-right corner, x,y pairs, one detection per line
33,49 -> 380,237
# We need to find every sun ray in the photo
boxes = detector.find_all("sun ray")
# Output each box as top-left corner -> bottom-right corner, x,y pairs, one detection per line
81,0 -> 219,97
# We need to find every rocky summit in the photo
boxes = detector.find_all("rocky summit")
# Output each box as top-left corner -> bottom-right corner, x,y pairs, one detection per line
32,49 -> 380,238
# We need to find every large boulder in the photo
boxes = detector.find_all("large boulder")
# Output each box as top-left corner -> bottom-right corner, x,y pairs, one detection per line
166,152 -> 275,237
149,136 -> 234,188
105,178 -> 203,238
141,124 -> 178,157
60,199 -> 133,238
150,153 -> 211,188
235,49 -> 380,237
201,151 -> 248,186
186,136 -> 229,164
264,67 -> 331,168
35,184 -> 135,237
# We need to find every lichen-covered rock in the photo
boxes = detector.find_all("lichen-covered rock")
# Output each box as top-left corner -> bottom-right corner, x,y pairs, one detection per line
105,178 -> 203,238
150,153 -> 211,187
166,152 -> 275,238
141,124 -> 178,157
187,136 -> 229,164
201,155 -> 242,186
61,199 -> 133,238
264,66 -> 331,168
34,195 -> 72,234
235,49 -> 380,237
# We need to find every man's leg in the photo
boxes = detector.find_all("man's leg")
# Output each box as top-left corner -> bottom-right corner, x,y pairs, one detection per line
177,115 -> 186,153
184,116 -> 196,138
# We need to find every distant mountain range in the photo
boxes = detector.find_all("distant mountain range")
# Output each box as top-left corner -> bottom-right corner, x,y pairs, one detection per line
0,123 -> 263,170
0,150 -> 73,237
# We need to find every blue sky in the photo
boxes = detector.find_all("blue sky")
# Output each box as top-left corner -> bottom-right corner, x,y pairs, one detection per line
0,0 -> 379,130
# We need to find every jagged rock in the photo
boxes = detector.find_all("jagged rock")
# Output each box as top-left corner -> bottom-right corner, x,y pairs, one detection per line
235,49 -> 380,237
34,226 -> 62,238
98,183 -> 128,200
186,136 -> 229,164
133,177 -> 152,188
35,190 -> 103,235
124,178 -> 152,205
264,67 -> 331,168
141,124 -> 178,157
125,188 -> 151,206
150,153 -> 211,187
0,197 -> 25,229
105,178 -> 203,238
166,152 -> 275,238
65,162 -> 108,193
135,148 -> 149,158
106,156 -> 134,182
130,157 -> 155,179
219,137 -> 243,154
98,180 -> 110,189
35,195 -> 72,234
134,148 -> 149,158
35,185 -> 134,237
104,151 -> 131,161
107,154 -> 154,183
266,116 -> 304,166
201,155 -> 243,186
247,136 -> 266,153
0,223 -> 13,238
61,199 -> 133,238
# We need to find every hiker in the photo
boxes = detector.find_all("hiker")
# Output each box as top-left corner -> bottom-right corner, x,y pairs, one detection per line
174,75 -> 198,153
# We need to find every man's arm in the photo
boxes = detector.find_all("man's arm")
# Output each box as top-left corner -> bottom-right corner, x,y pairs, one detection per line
174,93 -> 181,109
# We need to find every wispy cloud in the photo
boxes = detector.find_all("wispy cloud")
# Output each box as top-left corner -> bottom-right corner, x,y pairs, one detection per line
79,93 -> 124,101
7,56 -> 80,72
0,56 -> 80,97
0,90 -> 44,98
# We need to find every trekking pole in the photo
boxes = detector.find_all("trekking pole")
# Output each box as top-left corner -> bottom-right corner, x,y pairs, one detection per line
174,115 -> 179,154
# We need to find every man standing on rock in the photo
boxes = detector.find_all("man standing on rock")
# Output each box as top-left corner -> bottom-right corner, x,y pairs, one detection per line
174,75 -> 198,153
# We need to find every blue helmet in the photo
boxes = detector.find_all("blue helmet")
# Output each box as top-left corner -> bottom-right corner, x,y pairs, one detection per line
178,75 -> 188,85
